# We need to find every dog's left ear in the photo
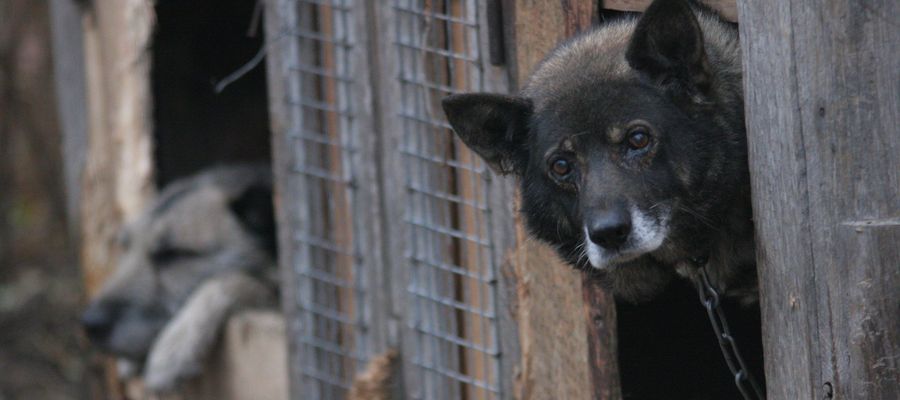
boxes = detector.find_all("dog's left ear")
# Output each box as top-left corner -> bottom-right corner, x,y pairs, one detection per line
626,0 -> 710,94
229,185 -> 277,256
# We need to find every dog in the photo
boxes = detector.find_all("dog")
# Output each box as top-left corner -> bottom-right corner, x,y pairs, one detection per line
80,165 -> 279,393
442,0 -> 756,304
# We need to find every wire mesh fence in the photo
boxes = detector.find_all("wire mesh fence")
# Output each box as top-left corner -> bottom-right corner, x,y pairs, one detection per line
280,0 -> 366,399
394,1 -> 502,399
273,0 -> 505,399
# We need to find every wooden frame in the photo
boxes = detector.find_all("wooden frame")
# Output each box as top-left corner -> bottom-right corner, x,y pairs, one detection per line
738,0 -> 899,398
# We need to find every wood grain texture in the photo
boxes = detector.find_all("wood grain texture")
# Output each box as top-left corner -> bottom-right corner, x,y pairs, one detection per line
79,0 -> 156,297
503,0 -> 597,87
582,275 -> 621,400
738,0 -> 900,398
504,1 -> 621,399
602,0 -> 738,22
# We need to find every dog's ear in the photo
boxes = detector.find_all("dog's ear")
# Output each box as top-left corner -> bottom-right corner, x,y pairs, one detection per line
626,0 -> 710,94
229,185 -> 277,256
442,93 -> 533,175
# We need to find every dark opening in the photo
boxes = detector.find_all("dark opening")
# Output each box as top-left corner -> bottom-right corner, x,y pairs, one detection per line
616,279 -> 765,400
595,8 -> 765,400
151,0 -> 271,186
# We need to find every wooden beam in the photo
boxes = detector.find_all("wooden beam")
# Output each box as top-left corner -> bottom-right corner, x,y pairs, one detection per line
49,0 -> 89,236
79,0 -> 156,298
738,0 -> 899,398
504,1 -> 621,399
69,1 -> 157,398
602,0 -> 738,22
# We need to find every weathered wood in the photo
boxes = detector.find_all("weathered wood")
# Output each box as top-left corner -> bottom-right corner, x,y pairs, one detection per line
738,0 -> 900,398
79,0 -> 156,297
582,276 -> 621,400
48,0 -> 89,235
66,1 -> 156,398
601,0 -> 738,22
503,0 -> 597,87
503,2 -> 622,399
262,2 -> 305,399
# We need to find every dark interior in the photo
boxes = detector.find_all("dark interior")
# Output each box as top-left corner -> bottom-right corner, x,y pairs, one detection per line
616,279 -> 765,400
595,8 -> 765,400
151,0 -> 271,186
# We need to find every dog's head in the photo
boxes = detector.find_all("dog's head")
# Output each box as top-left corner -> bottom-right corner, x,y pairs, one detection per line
443,0 -> 743,300
81,166 -> 275,360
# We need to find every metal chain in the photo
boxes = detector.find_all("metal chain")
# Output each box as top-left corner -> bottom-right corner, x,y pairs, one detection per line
690,257 -> 766,400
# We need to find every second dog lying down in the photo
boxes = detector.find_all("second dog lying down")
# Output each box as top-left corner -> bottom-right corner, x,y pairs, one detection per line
81,165 -> 279,392
81,165 -> 400,398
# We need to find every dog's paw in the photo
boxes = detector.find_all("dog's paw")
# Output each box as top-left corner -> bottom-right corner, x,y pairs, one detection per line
142,272 -> 274,393
142,317 -> 208,393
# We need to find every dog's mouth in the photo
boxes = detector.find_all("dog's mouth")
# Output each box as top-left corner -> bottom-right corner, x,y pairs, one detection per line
584,205 -> 670,269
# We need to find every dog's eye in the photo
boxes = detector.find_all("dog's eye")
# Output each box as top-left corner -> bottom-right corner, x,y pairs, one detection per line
627,128 -> 652,150
150,247 -> 200,266
550,157 -> 573,178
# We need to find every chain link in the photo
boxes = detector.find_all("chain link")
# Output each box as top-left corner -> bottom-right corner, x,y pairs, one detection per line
690,257 -> 766,400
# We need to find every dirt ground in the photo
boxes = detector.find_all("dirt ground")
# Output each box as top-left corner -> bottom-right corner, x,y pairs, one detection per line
0,1 -> 93,399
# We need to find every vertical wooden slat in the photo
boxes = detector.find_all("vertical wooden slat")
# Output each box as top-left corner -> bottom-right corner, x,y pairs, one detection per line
316,2 -> 358,385
448,1 -> 490,398
72,1 -> 157,397
49,0 -> 89,236
503,0 -> 619,399
503,1 -> 622,399
600,0 -> 738,22
738,0 -> 900,398
264,2 -> 304,398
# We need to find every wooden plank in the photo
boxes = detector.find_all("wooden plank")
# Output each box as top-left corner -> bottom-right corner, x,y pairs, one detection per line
582,277 -> 620,400
602,0 -> 738,22
263,2 -> 306,399
79,0 -> 156,298
73,1 -> 157,397
475,2 -> 523,398
316,1 -> 359,383
48,0 -> 89,236
503,1 -> 622,399
738,0 -> 900,398
503,0 -> 597,88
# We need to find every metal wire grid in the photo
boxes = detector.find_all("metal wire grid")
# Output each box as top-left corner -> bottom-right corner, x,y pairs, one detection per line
281,1 -> 366,399
395,1 -> 502,399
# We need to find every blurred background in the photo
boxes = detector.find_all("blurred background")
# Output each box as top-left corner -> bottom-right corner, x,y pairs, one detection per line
0,1 -> 92,399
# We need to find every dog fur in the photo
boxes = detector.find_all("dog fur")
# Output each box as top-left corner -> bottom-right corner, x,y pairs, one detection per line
442,0 -> 756,303
81,165 -> 278,393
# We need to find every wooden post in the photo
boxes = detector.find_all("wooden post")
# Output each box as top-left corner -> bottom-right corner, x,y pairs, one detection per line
78,0 -> 156,298
51,1 -> 157,398
738,0 -> 900,398
504,1 -> 622,399
601,0 -> 738,22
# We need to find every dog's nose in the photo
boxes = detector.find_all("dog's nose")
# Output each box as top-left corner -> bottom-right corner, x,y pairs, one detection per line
587,208 -> 632,250
81,303 -> 114,343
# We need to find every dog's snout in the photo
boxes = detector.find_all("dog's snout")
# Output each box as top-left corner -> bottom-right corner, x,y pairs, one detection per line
81,303 -> 117,343
587,208 -> 632,250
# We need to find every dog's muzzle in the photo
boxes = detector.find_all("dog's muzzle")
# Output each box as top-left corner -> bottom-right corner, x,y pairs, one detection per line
584,205 -> 669,268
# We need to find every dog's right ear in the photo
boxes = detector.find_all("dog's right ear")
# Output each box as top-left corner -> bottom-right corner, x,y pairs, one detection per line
442,93 -> 533,175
